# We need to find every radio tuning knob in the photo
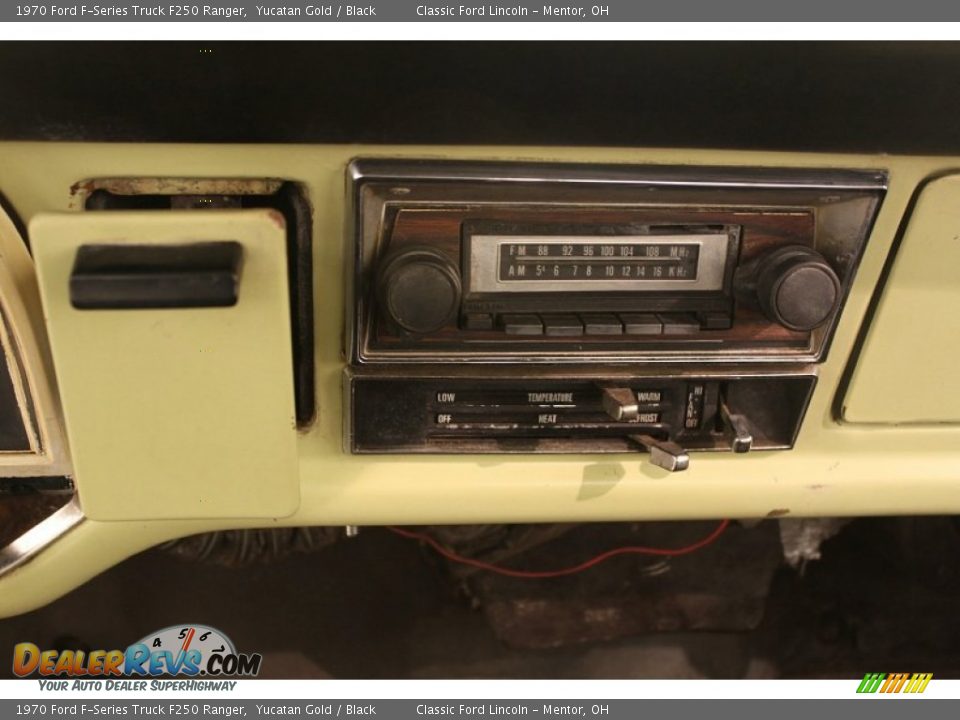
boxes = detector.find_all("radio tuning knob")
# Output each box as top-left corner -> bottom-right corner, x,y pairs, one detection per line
755,246 -> 842,332
376,247 -> 462,334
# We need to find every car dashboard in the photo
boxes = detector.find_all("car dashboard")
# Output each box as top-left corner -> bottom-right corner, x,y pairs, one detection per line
1,43 -> 959,619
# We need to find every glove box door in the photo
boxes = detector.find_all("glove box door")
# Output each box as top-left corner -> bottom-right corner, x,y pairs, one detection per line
30,210 -> 300,521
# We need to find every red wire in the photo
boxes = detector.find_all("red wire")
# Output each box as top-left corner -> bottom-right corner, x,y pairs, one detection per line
387,519 -> 730,579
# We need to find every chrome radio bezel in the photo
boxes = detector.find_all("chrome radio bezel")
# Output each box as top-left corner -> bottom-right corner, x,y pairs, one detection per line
347,159 -> 886,366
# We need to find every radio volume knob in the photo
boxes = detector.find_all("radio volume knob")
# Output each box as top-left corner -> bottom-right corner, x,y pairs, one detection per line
755,246 -> 841,332
376,247 -> 462,334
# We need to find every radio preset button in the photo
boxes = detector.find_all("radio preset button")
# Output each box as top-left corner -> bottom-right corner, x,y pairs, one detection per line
462,313 -> 494,330
500,314 -> 544,335
699,311 -> 732,330
659,313 -> 701,335
620,313 -> 663,335
582,314 -> 623,335
543,314 -> 584,336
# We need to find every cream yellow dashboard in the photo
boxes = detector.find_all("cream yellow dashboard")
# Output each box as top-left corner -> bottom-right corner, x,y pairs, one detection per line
0,142 -> 958,617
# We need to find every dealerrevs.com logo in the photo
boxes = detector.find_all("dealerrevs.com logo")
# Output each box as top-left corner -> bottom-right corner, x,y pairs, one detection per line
13,624 -> 262,683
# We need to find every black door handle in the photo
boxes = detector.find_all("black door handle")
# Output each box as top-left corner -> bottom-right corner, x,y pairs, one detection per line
69,242 -> 243,310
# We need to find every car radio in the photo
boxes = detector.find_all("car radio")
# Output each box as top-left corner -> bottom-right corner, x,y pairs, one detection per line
346,160 -> 884,465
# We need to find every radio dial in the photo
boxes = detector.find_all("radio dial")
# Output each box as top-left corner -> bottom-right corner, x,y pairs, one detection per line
755,246 -> 841,332
376,247 -> 462,334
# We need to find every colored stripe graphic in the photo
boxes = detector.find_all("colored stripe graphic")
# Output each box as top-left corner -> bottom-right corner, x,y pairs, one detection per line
909,673 -> 934,694
858,672 -> 932,694
881,673 -> 900,693
857,673 -> 886,693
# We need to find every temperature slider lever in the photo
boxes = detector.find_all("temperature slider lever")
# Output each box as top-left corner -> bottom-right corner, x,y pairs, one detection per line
720,399 -> 753,453
599,386 -> 690,472
629,434 -> 690,472
600,386 -> 640,422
